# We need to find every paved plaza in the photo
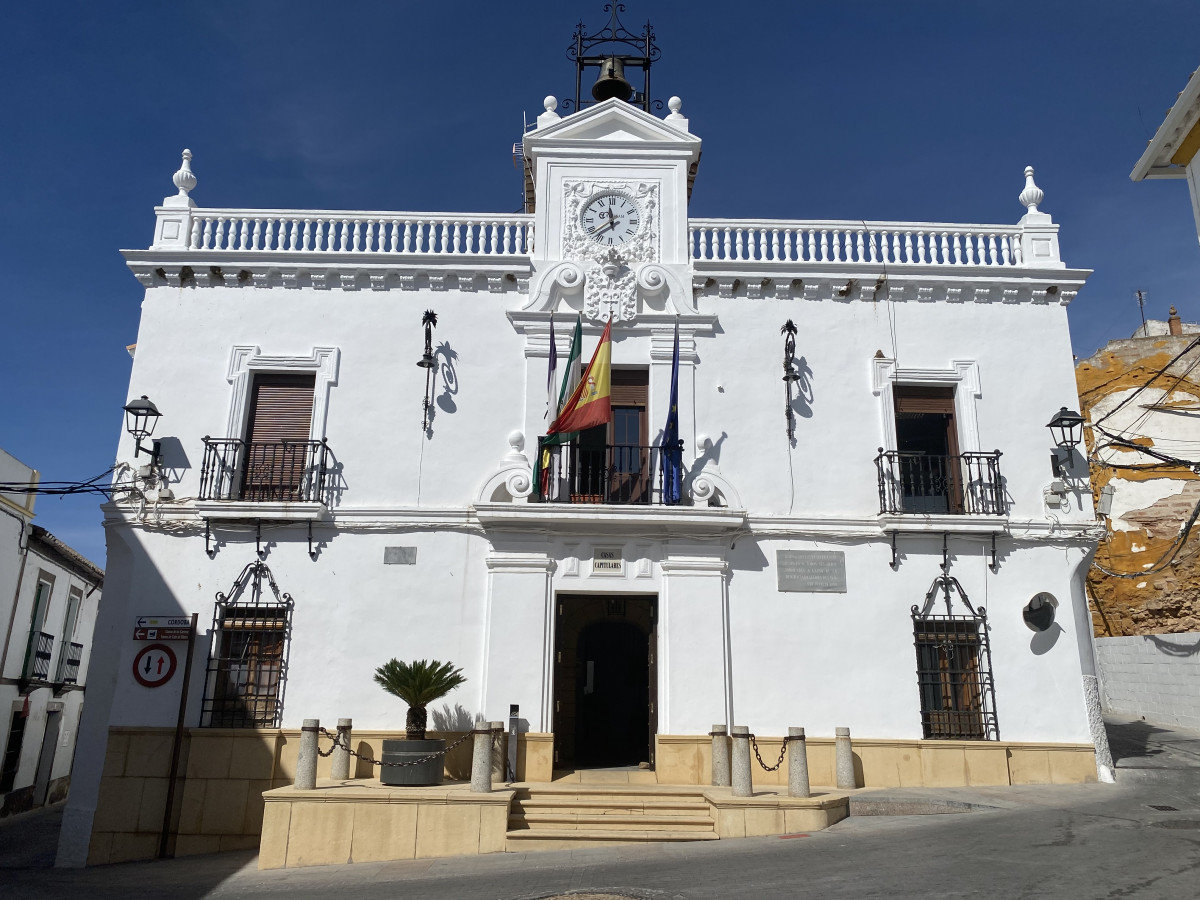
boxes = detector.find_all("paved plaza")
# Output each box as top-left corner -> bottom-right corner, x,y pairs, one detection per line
3,718 -> 1199,899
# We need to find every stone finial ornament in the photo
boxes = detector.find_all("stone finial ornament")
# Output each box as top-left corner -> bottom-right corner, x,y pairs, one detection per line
173,149 -> 197,197
537,96 -> 561,128
665,96 -> 688,131
1019,165 -> 1043,213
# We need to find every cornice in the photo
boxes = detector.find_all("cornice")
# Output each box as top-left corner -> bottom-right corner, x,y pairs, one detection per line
473,502 -> 746,538
122,250 -> 531,293
507,311 -> 718,360
485,552 -> 557,574
102,500 -> 1096,545
691,264 -> 1089,306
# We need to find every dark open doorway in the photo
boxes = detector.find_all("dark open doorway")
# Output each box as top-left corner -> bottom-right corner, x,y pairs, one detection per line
553,594 -> 656,769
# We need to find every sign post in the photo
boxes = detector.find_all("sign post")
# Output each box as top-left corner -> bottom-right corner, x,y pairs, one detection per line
158,612 -> 199,859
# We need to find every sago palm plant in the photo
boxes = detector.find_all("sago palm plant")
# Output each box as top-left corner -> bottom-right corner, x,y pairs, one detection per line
373,658 -> 466,740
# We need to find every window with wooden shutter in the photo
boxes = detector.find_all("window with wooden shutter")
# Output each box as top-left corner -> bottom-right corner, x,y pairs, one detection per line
241,373 -> 316,501
574,369 -> 650,503
892,385 -> 961,513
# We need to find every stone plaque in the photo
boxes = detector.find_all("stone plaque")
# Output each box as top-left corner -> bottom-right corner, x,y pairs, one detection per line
384,546 -> 417,565
776,550 -> 846,593
592,547 -> 624,577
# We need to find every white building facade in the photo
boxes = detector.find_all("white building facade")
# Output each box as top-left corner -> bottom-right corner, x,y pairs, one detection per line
61,95 -> 1109,866
1,449 -> 102,818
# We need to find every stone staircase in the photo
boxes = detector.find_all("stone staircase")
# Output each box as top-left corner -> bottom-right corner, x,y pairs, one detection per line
505,784 -> 719,850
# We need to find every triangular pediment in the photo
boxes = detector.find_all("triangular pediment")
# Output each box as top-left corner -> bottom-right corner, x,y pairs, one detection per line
524,98 -> 700,151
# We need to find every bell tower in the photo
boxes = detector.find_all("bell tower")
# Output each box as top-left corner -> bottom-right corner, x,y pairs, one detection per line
567,5 -> 659,114
519,6 -> 701,325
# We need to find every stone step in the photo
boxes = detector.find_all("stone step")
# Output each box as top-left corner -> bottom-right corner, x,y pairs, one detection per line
508,812 -> 715,832
505,828 -> 720,851
513,785 -> 709,802
516,797 -> 710,814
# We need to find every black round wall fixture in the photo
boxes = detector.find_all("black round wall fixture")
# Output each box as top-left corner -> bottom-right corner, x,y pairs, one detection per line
1023,592 -> 1057,632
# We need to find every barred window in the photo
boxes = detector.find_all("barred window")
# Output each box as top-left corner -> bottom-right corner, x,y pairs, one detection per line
201,562 -> 293,728
912,614 -> 998,741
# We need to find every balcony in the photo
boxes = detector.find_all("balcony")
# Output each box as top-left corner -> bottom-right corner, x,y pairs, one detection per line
55,641 -> 84,686
876,450 -> 1004,516
23,631 -> 54,682
199,439 -> 334,505
535,443 -> 680,506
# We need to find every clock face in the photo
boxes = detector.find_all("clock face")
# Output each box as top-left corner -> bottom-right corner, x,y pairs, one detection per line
580,192 -> 641,246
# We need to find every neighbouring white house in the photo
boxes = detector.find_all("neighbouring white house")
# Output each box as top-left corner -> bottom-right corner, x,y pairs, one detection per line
1,448 -> 102,818
59,32 -> 1112,866
1131,65 -> 1200,244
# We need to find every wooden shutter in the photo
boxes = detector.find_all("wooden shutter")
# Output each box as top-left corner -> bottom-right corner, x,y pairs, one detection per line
241,374 -> 316,501
893,385 -> 955,415
611,369 -> 648,406
246,373 -> 316,443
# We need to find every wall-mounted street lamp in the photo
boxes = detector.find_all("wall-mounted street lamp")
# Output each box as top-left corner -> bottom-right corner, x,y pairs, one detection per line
782,320 -> 800,440
1047,406 -> 1083,477
123,395 -> 162,466
418,310 -> 438,431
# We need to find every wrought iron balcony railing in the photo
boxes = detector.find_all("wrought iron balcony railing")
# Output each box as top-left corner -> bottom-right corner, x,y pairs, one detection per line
535,442 -> 681,505
24,631 -> 54,682
199,438 -> 333,504
56,641 -> 84,685
876,450 -> 1004,516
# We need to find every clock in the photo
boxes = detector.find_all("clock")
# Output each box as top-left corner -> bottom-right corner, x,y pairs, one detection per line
580,192 -> 641,247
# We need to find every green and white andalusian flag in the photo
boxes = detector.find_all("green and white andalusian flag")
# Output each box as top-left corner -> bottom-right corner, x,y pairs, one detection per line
535,314 -> 583,500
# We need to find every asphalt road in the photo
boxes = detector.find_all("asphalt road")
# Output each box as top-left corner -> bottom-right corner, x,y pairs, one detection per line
4,718 -> 1200,899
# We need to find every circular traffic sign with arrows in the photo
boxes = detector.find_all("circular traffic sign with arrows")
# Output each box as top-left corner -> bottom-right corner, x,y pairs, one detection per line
132,643 -> 177,688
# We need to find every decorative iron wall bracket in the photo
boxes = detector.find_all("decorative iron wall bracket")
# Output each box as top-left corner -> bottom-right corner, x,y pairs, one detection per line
886,530 -> 1003,572
203,517 -> 320,561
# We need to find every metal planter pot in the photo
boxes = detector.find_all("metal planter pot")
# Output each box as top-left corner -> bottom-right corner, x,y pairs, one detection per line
379,738 -> 445,786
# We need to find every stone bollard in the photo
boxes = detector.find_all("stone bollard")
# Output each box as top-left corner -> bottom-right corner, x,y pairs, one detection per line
835,727 -> 856,789
330,718 -> 352,780
788,727 -> 810,798
470,718 -> 493,793
296,718 -> 319,790
490,721 -> 506,783
731,725 -> 753,797
711,724 -> 731,787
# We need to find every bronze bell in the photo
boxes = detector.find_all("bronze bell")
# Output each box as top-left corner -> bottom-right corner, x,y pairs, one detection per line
591,56 -> 634,102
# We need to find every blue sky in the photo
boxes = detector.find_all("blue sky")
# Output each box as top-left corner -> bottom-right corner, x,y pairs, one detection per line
3,1 -> 1199,566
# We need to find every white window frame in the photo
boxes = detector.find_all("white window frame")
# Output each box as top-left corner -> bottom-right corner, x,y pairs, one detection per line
871,357 -> 982,454
224,345 -> 340,442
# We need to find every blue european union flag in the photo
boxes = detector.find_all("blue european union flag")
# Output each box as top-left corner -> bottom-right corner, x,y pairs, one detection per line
660,320 -> 683,504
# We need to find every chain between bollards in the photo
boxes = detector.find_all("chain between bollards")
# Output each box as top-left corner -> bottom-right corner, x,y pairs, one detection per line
747,733 -> 799,772
317,726 -> 487,768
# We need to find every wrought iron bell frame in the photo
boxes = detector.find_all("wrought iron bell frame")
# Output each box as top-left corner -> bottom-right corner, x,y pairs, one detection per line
566,3 -> 660,114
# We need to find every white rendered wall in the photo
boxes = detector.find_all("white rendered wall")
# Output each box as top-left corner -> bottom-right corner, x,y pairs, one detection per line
116,284 -> 1091,528
1096,632 -> 1200,730
1,538 -> 100,807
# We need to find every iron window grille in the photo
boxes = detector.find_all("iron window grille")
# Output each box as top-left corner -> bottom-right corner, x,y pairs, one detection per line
201,560 -> 293,729
912,612 -> 999,740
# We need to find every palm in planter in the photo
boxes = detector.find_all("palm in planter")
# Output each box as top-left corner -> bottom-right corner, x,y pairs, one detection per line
374,658 -> 466,740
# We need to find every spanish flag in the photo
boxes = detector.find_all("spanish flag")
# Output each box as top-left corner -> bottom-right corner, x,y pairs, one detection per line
548,318 -> 612,435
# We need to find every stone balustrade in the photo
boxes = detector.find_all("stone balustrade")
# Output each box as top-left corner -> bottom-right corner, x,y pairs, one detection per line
689,219 -> 1029,267
162,209 -> 534,256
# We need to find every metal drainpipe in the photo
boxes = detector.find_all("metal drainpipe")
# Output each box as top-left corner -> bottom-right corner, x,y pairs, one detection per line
0,506 -> 33,680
